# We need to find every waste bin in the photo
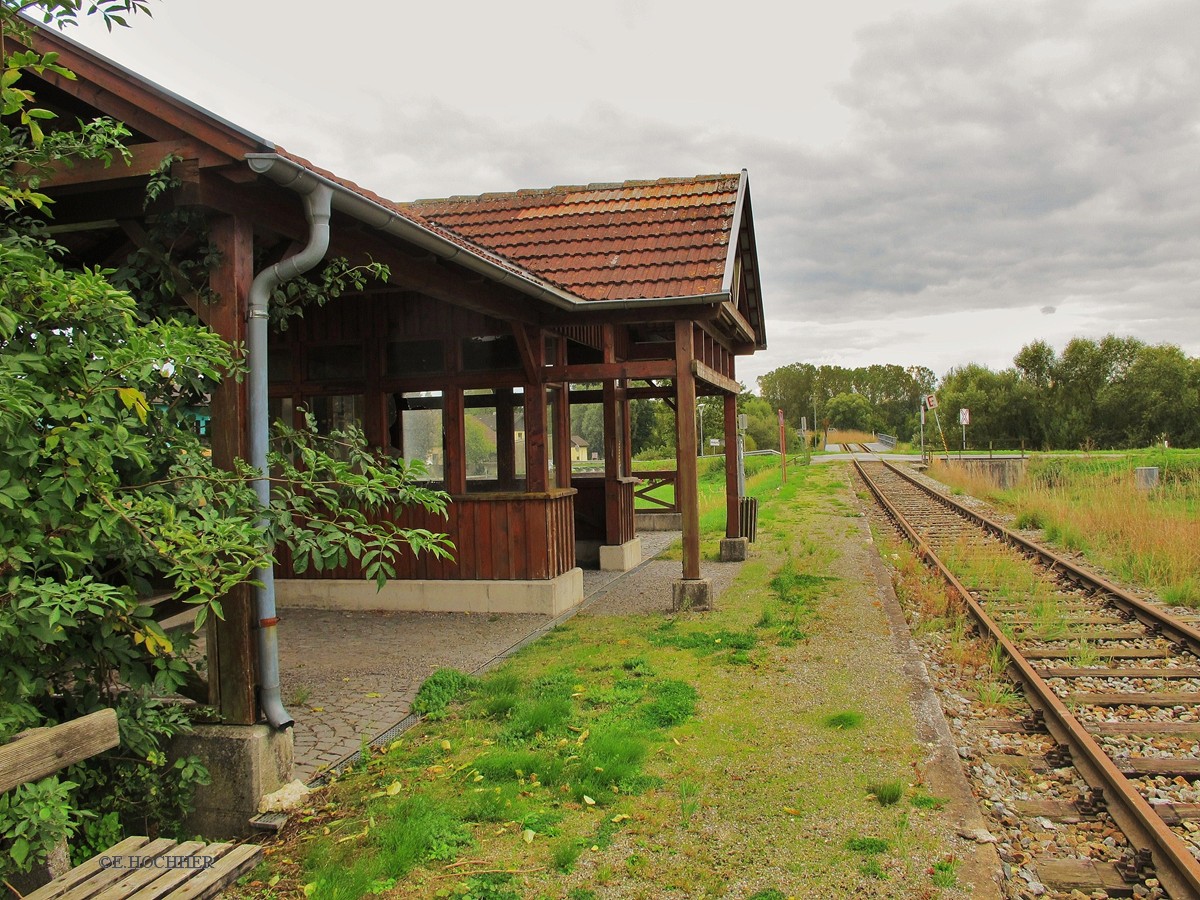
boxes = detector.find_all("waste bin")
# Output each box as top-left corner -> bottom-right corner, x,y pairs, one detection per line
739,496 -> 759,543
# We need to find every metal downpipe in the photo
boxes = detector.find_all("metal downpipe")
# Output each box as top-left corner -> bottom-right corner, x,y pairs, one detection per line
247,180 -> 332,729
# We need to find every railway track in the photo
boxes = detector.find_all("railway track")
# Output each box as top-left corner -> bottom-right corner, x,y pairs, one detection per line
855,458 -> 1200,899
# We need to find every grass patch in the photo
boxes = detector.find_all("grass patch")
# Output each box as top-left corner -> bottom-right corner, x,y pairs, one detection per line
976,680 -> 1020,710
823,710 -> 865,730
678,779 -> 702,823
866,778 -> 905,807
640,679 -> 698,727
846,835 -> 890,854
931,858 -> 959,888
412,667 -> 474,719
911,790 -> 948,810
649,624 -> 757,657
247,461 -> 968,898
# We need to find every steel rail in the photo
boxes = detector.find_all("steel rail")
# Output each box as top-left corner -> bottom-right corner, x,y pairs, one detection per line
881,459 -> 1200,658
855,459 -> 1200,898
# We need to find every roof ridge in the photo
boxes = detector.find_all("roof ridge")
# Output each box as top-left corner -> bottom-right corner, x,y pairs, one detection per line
406,173 -> 741,206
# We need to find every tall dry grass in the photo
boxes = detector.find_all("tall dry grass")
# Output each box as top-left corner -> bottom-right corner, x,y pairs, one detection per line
826,428 -> 876,446
927,459 -> 1006,501
931,455 -> 1200,607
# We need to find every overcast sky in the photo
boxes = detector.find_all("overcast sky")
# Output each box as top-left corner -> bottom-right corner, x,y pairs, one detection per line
70,0 -> 1200,391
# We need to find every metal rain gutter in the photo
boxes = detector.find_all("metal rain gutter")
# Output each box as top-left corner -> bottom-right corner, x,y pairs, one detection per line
246,170 -> 333,730
245,153 -> 729,316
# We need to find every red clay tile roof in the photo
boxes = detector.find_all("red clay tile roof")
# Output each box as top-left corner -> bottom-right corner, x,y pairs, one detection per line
273,146 -> 559,289
402,175 -> 743,302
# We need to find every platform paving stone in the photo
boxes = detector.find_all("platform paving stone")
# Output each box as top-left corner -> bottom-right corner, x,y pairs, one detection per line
280,531 -> 683,781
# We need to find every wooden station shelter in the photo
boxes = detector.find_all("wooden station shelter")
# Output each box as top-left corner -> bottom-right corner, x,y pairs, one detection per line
24,26 -> 767,733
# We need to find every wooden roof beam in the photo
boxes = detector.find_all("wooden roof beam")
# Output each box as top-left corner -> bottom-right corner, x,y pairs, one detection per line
692,360 -> 742,396
544,359 -> 674,383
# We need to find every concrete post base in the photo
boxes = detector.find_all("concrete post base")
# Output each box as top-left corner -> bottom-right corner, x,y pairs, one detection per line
719,537 -> 749,562
173,723 -> 293,838
599,537 -> 642,572
276,567 -> 584,616
672,578 -> 713,612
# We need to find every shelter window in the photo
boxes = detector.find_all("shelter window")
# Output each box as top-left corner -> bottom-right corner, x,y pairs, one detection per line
394,391 -> 444,482
309,394 -> 364,435
464,389 -> 498,488
268,346 -> 294,384
268,396 -> 296,430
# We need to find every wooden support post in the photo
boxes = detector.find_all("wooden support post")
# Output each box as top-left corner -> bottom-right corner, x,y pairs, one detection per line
553,383 -> 572,488
496,388 -> 516,490
725,391 -> 740,539
524,385 -> 548,492
206,215 -> 258,725
603,380 -> 621,545
674,321 -> 701,580
620,384 -> 633,477
444,387 -> 467,494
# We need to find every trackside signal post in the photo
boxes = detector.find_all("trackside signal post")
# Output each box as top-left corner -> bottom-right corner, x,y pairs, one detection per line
921,393 -> 938,464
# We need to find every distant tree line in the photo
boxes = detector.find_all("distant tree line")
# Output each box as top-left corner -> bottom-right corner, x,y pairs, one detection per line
758,335 -> 1200,451
758,363 -> 937,443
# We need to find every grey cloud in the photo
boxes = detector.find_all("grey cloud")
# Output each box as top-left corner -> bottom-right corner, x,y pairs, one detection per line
270,0 -> 1200,379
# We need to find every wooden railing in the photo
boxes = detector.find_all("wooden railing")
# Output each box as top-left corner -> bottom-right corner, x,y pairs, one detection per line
632,470 -> 678,512
275,489 -> 577,582
571,475 -> 637,545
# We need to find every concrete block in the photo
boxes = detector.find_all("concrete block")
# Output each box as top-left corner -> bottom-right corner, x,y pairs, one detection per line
635,511 -> 683,532
941,457 -> 1027,489
599,537 -> 642,572
1135,466 -> 1160,490
719,537 -> 749,562
671,578 -> 713,612
173,724 -> 293,839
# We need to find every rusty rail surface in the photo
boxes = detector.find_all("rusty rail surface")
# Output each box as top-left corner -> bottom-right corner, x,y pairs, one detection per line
855,458 -> 1200,899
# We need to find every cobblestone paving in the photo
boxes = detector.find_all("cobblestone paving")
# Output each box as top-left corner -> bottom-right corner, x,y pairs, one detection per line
281,531 -> 682,781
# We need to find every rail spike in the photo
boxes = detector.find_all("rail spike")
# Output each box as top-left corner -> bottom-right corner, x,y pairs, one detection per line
1115,848 -> 1154,884
1045,744 -> 1072,769
1076,787 -> 1106,816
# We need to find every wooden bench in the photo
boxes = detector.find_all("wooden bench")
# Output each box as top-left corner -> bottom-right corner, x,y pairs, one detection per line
2,709 -> 261,899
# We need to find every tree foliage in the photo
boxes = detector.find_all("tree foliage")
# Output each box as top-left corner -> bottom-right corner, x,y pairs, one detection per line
0,2 -> 452,876
758,362 -> 931,440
